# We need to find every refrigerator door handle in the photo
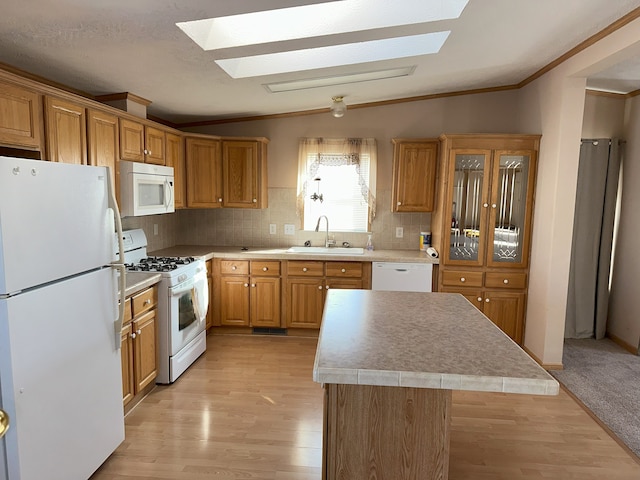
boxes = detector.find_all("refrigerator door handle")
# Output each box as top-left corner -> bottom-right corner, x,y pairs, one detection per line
106,165 -> 126,350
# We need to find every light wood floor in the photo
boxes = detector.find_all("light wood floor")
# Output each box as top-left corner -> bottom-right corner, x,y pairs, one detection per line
91,334 -> 640,480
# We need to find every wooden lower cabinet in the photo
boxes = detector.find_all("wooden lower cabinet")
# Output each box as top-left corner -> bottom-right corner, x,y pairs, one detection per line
215,259 -> 281,328
285,261 -> 369,329
121,286 -> 158,410
441,285 -> 526,345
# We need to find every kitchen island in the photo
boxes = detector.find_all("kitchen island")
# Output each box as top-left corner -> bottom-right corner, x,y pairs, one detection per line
313,290 -> 558,480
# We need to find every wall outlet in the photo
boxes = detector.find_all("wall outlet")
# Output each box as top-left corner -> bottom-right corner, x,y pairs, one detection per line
284,224 -> 295,235
269,224 -> 276,235
153,224 -> 158,236
395,227 -> 404,238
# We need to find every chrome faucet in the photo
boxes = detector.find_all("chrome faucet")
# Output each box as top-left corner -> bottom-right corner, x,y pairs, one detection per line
315,215 -> 335,247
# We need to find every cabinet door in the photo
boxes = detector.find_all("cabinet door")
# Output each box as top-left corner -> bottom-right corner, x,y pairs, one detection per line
286,277 -> 325,328
145,126 -> 165,165
166,133 -> 186,208
444,149 -> 492,266
185,137 -> 223,208
44,96 -> 86,164
0,82 -> 43,150
87,109 -> 120,204
482,290 -> 526,345
220,275 -> 250,326
485,150 -> 537,269
223,140 -> 260,208
133,309 -> 157,391
120,324 -> 135,406
119,118 -> 144,162
391,140 -> 438,212
251,277 -> 281,327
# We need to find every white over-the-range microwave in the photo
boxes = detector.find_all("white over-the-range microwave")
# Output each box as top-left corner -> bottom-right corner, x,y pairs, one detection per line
119,160 -> 175,217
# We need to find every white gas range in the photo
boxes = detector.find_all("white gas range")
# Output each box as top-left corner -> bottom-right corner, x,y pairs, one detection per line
120,229 -> 208,384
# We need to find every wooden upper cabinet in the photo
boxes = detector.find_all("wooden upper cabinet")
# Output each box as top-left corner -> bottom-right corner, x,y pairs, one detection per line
391,139 -> 438,212
185,137 -> 222,208
222,139 -> 268,208
165,132 -> 185,209
0,81 -> 43,151
144,125 -> 165,165
44,96 -> 87,165
87,108 -> 120,204
118,118 -> 165,165
119,118 -> 144,162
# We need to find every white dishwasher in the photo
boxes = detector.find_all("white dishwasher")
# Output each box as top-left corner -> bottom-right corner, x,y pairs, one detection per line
371,262 -> 433,292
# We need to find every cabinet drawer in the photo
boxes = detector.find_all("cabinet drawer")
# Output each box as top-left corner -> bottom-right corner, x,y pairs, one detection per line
220,260 -> 249,275
326,262 -> 363,278
251,261 -> 280,276
485,272 -> 527,289
287,261 -> 324,276
441,270 -> 483,287
131,287 -> 157,316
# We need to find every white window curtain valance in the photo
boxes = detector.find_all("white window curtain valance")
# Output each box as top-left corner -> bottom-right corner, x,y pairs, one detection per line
296,137 -> 377,224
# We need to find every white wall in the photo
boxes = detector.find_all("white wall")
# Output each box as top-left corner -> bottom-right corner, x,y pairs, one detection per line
607,95 -> 640,350
516,16 -> 640,364
582,93 -> 626,139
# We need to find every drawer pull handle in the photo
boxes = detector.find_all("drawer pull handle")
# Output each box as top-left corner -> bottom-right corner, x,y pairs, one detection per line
326,285 -> 330,289
244,283 -> 249,287
144,299 -> 151,305
477,297 -> 483,302
262,267 -> 268,272
397,202 -> 402,206
318,285 -> 322,290
460,277 -> 466,283
232,266 -> 237,270
492,203 -> 497,208
131,332 -> 136,339
218,198 -> 223,202
251,284 -> 256,288
253,198 -> 257,203
483,203 -> 489,208
485,298 -> 490,303
137,329 -> 142,335
503,279 -> 509,284
303,267 -> 308,272
341,268 -> 346,273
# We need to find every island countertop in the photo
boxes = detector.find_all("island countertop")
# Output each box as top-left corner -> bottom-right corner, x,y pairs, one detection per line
313,290 -> 558,396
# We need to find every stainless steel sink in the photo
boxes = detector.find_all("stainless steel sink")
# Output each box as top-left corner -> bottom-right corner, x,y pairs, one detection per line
286,246 -> 364,255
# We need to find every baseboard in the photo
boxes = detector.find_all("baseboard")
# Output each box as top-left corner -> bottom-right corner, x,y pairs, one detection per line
523,345 -> 564,370
606,332 -> 638,355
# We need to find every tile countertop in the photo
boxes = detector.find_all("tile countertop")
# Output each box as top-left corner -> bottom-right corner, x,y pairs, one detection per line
150,245 -> 439,263
313,290 -> 559,396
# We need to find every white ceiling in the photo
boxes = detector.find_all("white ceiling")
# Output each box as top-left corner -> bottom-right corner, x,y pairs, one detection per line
1,0 -> 640,124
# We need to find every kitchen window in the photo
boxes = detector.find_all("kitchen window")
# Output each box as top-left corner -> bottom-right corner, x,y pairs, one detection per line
296,138 -> 377,232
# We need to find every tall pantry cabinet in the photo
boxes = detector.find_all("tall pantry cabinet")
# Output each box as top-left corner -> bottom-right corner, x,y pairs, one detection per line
432,134 -> 540,345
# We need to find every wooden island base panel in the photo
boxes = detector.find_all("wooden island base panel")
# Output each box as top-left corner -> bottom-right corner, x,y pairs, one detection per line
325,384 -> 451,479
314,290 -> 559,480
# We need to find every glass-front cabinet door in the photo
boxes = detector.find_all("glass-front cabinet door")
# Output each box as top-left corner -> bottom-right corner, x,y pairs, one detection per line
486,150 -> 537,268
445,149 -> 492,266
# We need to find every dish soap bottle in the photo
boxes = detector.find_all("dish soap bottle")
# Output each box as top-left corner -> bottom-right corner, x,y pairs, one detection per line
366,234 -> 374,251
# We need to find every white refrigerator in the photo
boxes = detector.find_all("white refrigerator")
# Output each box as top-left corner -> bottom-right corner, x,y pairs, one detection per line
0,157 -> 125,480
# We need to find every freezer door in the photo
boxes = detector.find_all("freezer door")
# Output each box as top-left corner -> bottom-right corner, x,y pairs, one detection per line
0,268 -> 124,480
0,157 -> 115,295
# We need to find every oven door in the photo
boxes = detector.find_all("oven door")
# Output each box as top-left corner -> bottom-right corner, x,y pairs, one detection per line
168,269 -> 208,356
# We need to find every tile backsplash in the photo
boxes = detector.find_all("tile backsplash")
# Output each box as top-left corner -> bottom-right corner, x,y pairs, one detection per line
122,188 -> 430,252
174,188 -> 430,251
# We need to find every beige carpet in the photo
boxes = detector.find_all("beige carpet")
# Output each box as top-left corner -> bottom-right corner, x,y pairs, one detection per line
551,338 -> 640,457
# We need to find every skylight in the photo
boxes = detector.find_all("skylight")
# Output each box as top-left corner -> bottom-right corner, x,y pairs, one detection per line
177,0 -> 469,50
217,32 -> 450,78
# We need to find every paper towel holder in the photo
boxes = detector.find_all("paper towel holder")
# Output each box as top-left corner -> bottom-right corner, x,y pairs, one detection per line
426,247 -> 439,258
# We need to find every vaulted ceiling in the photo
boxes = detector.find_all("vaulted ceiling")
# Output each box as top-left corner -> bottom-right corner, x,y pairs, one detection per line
1,0 -> 639,124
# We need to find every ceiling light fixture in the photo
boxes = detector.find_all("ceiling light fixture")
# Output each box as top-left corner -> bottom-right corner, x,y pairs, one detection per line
330,96 -> 347,118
